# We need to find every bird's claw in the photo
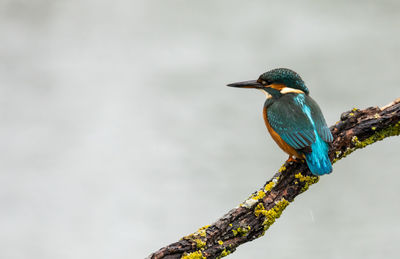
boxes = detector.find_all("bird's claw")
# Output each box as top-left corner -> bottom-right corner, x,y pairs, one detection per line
286,156 -> 300,163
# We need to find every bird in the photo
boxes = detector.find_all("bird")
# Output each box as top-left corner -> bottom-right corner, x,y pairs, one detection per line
227,68 -> 333,175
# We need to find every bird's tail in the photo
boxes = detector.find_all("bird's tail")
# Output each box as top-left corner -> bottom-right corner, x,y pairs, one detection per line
305,134 -> 332,175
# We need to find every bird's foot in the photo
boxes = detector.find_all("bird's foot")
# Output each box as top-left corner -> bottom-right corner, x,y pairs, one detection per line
286,156 -> 301,163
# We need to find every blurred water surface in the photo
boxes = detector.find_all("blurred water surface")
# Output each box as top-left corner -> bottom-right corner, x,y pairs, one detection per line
0,1 -> 399,258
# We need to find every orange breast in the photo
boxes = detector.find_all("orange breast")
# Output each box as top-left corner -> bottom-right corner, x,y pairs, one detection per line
263,107 -> 302,158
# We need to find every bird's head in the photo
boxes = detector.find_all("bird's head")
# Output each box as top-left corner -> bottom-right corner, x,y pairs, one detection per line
227,68 -> 309,98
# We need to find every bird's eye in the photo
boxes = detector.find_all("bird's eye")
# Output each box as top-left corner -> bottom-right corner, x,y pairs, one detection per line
261,80 -> 267,85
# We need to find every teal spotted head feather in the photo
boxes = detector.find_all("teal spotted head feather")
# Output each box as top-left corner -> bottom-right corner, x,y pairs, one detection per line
259,68 -> 309,95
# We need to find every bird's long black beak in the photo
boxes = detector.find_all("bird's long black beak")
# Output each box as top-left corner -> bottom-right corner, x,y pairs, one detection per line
227,80 -> 263,89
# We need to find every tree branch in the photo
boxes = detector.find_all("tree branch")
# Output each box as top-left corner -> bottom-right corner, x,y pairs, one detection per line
147,97 -> 400,259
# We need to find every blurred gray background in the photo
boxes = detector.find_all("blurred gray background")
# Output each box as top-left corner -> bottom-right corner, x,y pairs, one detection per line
1,0 -> 400,258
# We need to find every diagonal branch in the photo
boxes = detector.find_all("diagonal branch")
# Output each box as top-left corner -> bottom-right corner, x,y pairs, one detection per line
147,97 -> 400,259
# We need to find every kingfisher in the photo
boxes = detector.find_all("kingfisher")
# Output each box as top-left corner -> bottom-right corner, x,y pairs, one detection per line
228,68 -> 333,175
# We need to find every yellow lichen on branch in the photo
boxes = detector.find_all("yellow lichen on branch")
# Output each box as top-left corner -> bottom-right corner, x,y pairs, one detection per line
181,251 -> 205,259
254,199 -> 290,232
333,121 -> 400,163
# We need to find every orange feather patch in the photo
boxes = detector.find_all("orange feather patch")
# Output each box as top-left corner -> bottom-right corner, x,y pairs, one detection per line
268,84 -> 286,91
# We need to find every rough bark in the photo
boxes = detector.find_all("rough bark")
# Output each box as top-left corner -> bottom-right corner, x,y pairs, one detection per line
147,98 -> 400,259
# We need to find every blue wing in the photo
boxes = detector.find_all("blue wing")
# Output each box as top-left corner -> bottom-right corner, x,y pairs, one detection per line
306,96 -> 333,143
267,93 -> 333,175
267,95 -> 315,149
267,94 -> 332,150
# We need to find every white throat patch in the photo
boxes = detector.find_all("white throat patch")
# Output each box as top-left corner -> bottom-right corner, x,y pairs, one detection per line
259,89 -> 272,99
280,87 -> 305,94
